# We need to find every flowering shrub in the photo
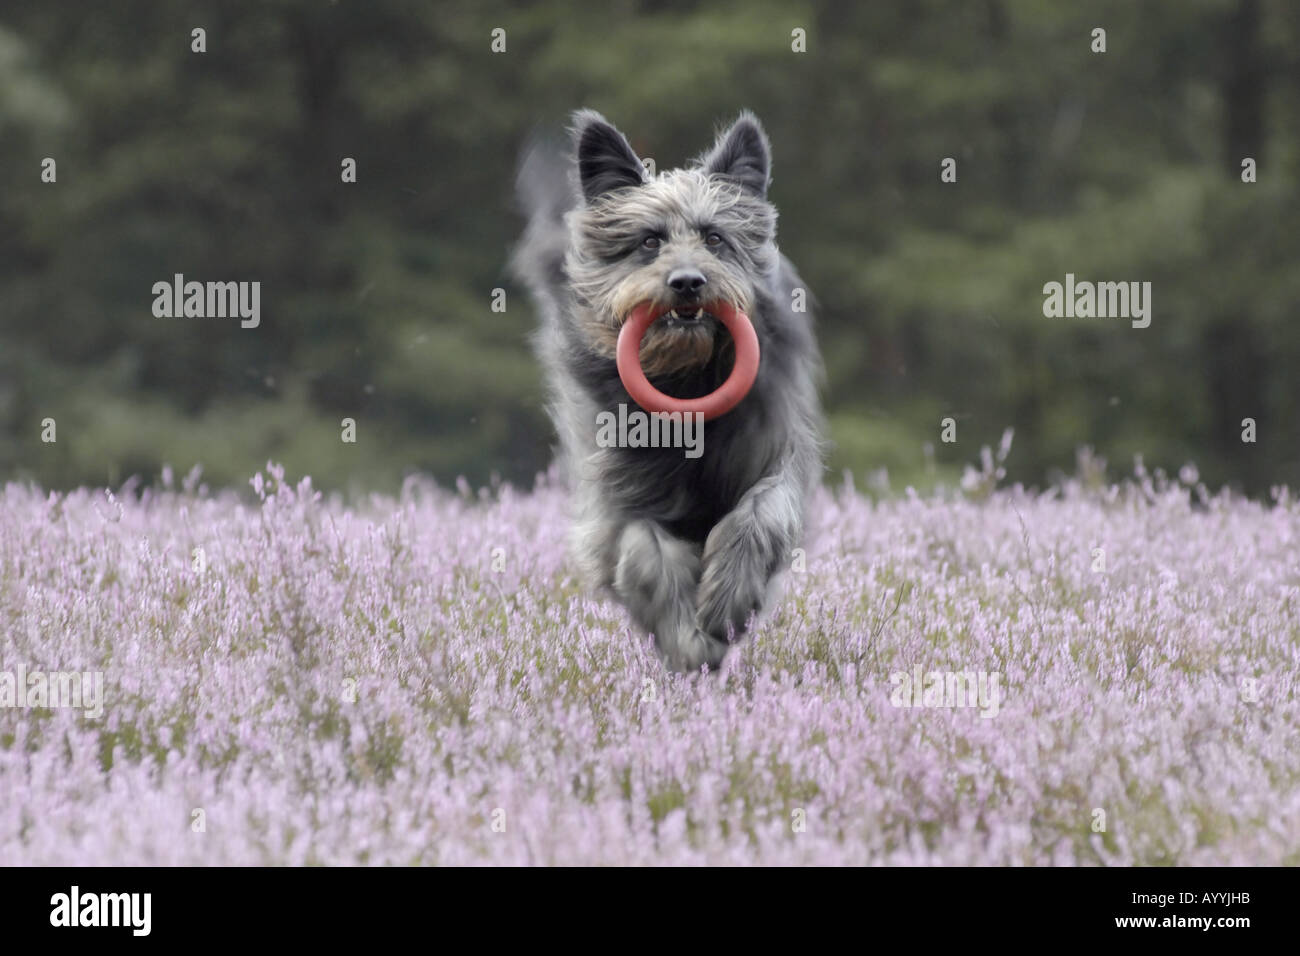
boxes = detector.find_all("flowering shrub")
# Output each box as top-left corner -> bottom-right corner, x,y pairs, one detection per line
1,462 -> 1296,864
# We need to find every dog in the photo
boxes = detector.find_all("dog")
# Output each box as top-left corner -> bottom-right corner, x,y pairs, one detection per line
512,110 -> 824,671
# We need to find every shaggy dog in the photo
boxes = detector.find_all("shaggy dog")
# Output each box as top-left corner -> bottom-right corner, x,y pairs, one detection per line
513,110 -> 824,671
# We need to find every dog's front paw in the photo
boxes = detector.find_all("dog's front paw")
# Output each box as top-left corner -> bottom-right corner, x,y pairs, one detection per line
660,625 -> 730,673
696,513 -> 775,643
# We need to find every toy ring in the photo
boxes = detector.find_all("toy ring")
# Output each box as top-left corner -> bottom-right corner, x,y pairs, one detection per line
615,301 -> 759,420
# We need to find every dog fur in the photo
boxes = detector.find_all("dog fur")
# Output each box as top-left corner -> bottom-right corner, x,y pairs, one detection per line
512,110 -> 824,671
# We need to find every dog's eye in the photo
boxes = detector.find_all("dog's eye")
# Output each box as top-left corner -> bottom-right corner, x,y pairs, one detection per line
705,232 -> 723,248
641,236 -> 661,251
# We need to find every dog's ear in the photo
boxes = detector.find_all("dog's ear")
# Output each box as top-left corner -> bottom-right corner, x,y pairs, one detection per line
702,111 -> 771,198
572,110 -> 647,203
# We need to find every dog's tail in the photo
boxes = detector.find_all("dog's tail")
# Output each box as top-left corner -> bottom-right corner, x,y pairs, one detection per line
510,134 -> 576,306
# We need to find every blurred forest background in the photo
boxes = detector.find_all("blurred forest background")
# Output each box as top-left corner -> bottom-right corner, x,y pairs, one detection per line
1,0 -> 1297,496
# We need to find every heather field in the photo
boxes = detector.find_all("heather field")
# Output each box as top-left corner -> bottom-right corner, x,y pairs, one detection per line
1,461 -> 1297,866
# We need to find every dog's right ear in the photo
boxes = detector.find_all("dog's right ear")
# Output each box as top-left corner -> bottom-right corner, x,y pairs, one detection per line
572,110 -> 647,203
702,111 -> 771,198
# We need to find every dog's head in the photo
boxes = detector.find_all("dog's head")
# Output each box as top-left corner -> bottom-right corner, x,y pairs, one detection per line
564,111 -> 779,377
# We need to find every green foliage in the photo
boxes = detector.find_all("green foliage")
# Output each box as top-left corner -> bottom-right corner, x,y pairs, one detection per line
1,0 -> 1297,494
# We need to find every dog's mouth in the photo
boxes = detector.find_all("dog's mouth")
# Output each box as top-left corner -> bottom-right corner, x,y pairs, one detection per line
621,302 -> 732,377
650,304 -> 724,331
660,305 -> 713,326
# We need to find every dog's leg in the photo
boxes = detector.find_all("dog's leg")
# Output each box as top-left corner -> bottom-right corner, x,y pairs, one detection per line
613,519 -> 729,672
696,467 -> 806,645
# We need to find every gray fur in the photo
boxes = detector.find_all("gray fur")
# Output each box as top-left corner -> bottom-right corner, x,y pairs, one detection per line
512,111 -> 825,672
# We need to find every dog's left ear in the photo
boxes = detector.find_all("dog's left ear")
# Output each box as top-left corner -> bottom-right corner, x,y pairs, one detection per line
702,112 -> 771,198
572,109 -> 648,203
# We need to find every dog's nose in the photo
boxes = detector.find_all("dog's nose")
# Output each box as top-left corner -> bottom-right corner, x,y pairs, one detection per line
666,269 -> 707,296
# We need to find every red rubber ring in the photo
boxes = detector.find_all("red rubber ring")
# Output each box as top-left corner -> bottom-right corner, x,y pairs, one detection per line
615,301 -> 760,421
